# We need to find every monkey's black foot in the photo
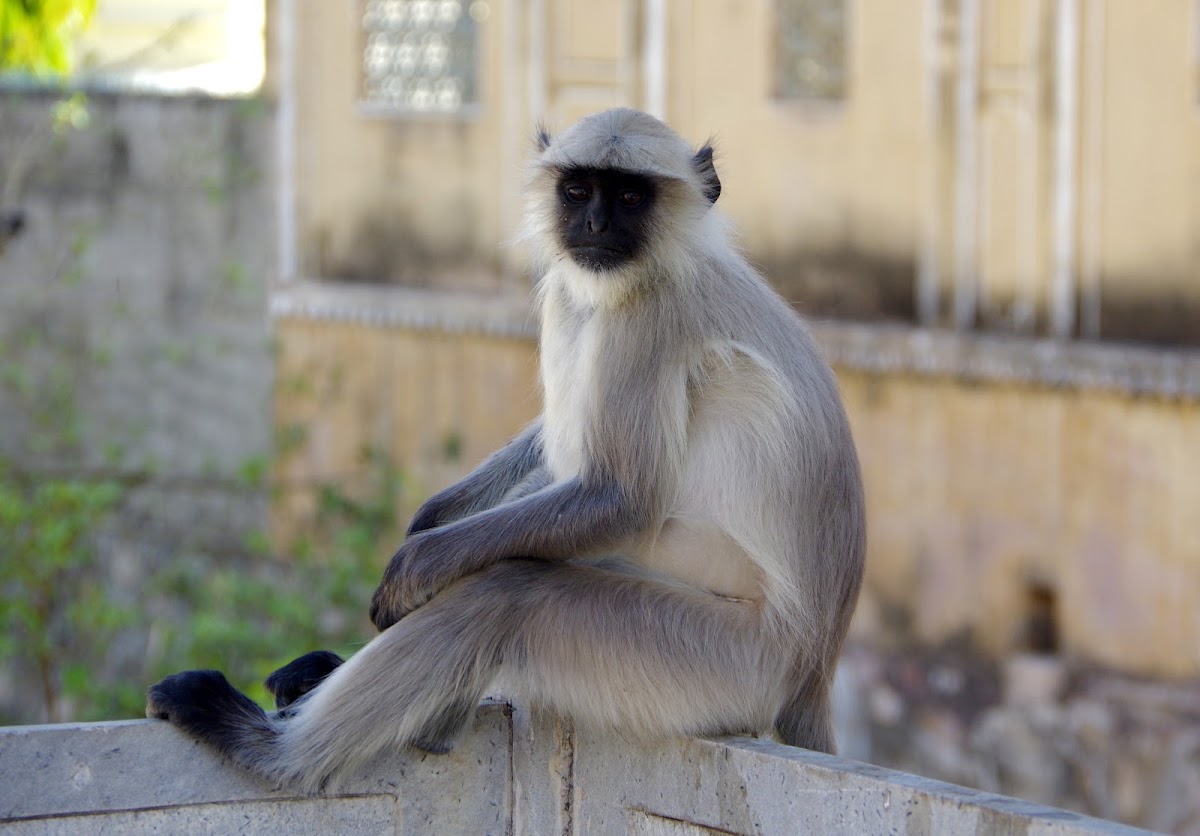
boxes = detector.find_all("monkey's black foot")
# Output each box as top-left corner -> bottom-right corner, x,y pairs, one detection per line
264,650 -> 345,710
146,670 -> 274,760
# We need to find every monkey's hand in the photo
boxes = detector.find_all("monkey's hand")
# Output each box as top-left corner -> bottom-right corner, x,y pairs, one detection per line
405,494 -> 452,537
370,531 -> 463,630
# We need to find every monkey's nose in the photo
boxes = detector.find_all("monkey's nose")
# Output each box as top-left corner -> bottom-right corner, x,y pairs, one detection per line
585,209 -> 608,234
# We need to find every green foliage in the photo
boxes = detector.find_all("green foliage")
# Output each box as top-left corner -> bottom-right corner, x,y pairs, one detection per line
0,87 -> 400,723
146,450 -> 401,711
0,0 -> 96,76
0,449 -> 404,723
0,212 -> 400,721
0,473 -> 129,721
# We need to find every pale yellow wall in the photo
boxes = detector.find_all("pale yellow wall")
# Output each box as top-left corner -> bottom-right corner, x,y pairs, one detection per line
289,2 -> 529,289
843,369 -> 1200,679
663,0 -> 926,264
81,0 -> 231,69
1093,3 -> 1200,292
272,317 -> 541,531
286,0 -> 928,288
272,319 -> 1200,679
283,0 -> 1200,338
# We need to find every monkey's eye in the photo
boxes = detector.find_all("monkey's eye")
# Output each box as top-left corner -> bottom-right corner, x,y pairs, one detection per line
616,190 -> 643,208
563,184 -> 591,204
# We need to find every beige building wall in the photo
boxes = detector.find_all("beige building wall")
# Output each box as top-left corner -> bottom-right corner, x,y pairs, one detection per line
843,367 -> 1200,679
281,0 -> 1200,342
270,2 -> 1200,678
284,1 -> 530,289
1091,1 -> 1200,342
272,316 -> 1200,679
666,2 -> 925,249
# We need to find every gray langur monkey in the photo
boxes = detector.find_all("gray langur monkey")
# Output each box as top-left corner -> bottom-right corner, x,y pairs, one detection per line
146,108 -> 866,792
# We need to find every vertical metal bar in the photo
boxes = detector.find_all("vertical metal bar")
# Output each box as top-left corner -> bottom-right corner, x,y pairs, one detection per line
1079,0 -> 1106,339
1014,0 -> 1043,332
1051,0 -> 1080,338
952,0 -> 982,330
917,0 -> 943,327
275,0 -> 297,282
527,0 -> 547,123
642,0 -> 668,120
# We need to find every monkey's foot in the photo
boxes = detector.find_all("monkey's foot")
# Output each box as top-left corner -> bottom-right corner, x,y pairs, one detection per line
147,670 -> 274,760
264,650 -> 345,711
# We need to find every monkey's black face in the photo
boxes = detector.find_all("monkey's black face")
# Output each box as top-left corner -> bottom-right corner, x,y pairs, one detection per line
555,168 -> 657,272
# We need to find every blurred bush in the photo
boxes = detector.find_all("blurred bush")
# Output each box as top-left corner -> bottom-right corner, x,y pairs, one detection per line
0,451 -> 398,723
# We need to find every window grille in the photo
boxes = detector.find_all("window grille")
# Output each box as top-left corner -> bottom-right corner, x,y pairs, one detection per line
773,0 -> 848,101
360,0 -> 483,115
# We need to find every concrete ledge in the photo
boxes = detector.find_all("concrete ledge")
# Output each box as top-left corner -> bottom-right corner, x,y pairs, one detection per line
0,704 -> 512,834
0,704 -> 1152,835
815,322 -> 1200,401
269,279 -> 537,339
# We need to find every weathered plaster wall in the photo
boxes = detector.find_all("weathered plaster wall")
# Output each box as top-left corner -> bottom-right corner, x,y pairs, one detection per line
0,89 -> 275,550
0,90 -> 277,721
270,299 -> 1200,681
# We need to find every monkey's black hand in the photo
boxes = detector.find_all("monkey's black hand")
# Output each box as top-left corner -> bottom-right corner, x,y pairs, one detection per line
264,650 -> 345,710
370,531 -> 460,630
405,501 -> 444,534
406,494 -> 454,536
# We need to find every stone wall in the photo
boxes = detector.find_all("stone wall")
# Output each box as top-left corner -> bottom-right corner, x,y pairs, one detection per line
0,86 -> 275,537
0,88 -> 276,719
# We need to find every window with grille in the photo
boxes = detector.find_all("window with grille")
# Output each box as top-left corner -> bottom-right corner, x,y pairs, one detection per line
360,0 -> 483,115
773,0 -> 848,101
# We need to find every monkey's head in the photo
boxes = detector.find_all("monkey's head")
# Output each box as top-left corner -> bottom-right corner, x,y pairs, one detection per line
526,109 -> 721,277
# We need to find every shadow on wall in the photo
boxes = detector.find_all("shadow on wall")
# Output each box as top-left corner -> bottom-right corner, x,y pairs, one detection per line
1097,286 -> 1200,347
311,204 -> 502,292
759,248 -> 916,323
762,248 -> 1200,347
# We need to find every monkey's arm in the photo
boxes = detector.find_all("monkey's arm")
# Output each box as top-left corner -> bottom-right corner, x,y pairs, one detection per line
372,476 -> 643,629
406,418 -> 545,535
372,338 -> 686,630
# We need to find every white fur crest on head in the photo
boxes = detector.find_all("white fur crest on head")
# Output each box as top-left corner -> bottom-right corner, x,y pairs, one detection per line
535,109 -> 700,182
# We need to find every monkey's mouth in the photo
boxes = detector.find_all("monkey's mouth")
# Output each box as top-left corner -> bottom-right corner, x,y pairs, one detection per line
568,245 -> 628,272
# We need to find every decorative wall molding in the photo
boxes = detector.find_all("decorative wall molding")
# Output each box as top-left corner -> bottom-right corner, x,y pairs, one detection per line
271,281 -> 1200,400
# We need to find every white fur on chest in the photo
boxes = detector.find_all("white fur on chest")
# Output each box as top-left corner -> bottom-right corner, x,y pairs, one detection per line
537,270 -> 606,480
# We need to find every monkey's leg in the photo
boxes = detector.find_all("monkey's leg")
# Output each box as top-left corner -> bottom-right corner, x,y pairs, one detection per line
264,560 -> 787,792
501,562 -> 787,740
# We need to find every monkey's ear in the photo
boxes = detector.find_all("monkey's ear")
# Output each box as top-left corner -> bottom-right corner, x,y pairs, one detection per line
535,123 -> 553,152
692,144 -> 721,204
